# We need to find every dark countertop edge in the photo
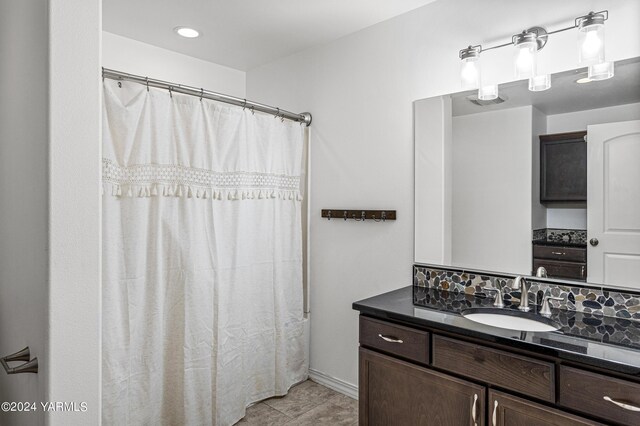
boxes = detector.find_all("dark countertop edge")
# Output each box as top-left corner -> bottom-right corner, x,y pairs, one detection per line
532,241 -> 587,248
352,290 -> 640,377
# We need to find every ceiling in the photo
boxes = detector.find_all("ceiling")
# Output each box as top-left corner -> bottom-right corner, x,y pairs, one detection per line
103,0 -> 437,71
452,58 -> 640,117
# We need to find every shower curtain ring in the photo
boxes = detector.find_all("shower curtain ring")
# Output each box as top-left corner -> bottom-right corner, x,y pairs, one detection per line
145,77 -> 149,92
275,108 -> 280,119
168,86 -> 173,98
242,99 -> 247,111
200,89 -> 204,101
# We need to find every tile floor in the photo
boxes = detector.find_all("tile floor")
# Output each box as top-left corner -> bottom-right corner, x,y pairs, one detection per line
236,380 -> 358,425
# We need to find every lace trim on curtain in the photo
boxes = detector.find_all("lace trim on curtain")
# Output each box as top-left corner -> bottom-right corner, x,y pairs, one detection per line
102,158 -> 302,200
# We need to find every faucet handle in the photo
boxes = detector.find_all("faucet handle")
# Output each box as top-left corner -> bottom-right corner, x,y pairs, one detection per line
485,288 -> 505,308
540,295 -> 565,317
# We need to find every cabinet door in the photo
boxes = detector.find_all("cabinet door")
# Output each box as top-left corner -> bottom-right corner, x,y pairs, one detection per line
359,347 -> 485,426
489,390 -> 602,426
532,258 -> 586,281
540,132 -> 587,202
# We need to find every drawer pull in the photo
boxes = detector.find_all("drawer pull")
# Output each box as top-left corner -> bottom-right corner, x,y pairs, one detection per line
603,396 -> 640,412
492,400 -> 498,426
551,251 -> 565,255
471,393 -> 478,426
378,334 -> 403,343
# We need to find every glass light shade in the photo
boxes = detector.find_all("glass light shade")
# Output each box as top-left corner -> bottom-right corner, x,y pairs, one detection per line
460,56 -> 480,89
588,61 -> 614,81
478,84 -> 498,101
514,41 -> 538,79
529,74 -> 551,92
578,23 -> 605,65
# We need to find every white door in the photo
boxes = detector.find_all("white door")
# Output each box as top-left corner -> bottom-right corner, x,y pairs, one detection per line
587,120 -> 640,289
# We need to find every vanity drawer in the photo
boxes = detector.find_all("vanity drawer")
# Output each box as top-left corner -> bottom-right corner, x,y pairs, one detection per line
359,316 -> 429,364
533,245 -> 586,262
432,335 -> 555,402
533,259 -> 586,281
559,366 -> 640,426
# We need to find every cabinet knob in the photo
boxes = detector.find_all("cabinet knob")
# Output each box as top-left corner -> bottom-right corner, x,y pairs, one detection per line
590,238 -> 599,246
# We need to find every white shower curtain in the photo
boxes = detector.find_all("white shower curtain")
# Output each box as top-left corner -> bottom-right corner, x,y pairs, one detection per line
101,80 -> 308,425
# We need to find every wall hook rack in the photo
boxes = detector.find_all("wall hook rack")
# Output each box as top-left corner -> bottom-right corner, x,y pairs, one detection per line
321,209 -> 396,222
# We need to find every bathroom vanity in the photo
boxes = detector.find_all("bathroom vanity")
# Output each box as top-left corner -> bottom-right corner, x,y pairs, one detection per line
353,278 -> 640,425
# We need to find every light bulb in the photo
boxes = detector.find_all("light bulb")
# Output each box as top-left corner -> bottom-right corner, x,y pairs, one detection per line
459,46 -> 481,90
513,32 -> 539,80
581,30 -> 602,59
577,13 -> 605,65
460,58 -> 480,89
478,84 -> 498,101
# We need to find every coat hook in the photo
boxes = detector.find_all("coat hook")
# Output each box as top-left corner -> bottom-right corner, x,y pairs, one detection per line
343,211 -> 348,221
382,211 -> 387,222
327,210 -> 332,221
361,211 -> 366,221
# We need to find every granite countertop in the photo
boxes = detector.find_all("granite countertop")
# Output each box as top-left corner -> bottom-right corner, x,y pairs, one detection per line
353,286 -> 640,376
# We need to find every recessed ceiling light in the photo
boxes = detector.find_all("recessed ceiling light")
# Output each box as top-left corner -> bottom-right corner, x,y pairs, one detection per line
174,27 -> 200,38
575,77 -> 592,84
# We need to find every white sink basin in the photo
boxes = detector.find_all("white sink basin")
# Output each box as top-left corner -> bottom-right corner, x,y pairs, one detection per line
461,308 -> 560,332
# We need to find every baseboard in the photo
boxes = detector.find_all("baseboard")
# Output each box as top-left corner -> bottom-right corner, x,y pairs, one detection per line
308,368 -> 358,400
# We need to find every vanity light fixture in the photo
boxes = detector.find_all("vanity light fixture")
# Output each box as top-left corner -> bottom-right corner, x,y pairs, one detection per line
588,61 -> 614,80
577,11 -> 607,66
478,84 -> 499,101
458,10 -> 612,97
513,28 -> 547,79
174,26 -> 200,38
529,74 -> 551,91
459,45 -> 482,89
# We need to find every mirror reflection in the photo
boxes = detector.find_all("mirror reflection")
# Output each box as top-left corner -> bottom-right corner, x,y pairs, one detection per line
414,57 -> 640,290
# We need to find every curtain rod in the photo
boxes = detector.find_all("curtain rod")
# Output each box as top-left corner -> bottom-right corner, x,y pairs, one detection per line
101,68 -> 312,127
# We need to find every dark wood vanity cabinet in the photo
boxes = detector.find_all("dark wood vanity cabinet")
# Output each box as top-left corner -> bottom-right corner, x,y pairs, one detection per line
489,390 -> 600,426
540,131 -> 587,203
358,315 -> 640,425
359,348 -> 485,425
532,244 -> 587,281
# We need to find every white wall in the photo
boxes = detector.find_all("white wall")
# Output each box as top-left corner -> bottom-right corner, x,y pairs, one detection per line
0,2 -> 49,424
246,0 -> 640,389
48,0 -> 101,424
414,96 -> 452,265
451,106 -> 533,274
547,207 -> 587,229
532,107 -> 548,231
547,102 -> 640,133
102,32 -> 245,97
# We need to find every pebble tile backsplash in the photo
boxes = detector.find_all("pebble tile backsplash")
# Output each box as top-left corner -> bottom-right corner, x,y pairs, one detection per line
532,228 -> 587,245
414,264 -> 640,321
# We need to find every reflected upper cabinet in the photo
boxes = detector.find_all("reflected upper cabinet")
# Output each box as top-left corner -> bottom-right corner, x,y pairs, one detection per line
540,131 -> 587,203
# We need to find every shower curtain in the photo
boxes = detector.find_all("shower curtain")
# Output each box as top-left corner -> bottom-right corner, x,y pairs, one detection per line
101,79 -> 308,425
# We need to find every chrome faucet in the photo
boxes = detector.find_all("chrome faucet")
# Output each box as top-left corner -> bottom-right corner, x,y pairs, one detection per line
510,276 -> 531,312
